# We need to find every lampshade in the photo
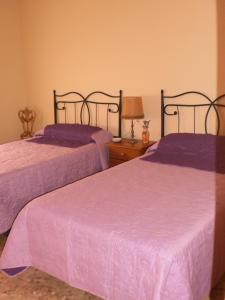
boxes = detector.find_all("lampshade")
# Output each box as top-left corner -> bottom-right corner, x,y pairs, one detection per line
122,97 -> 144,119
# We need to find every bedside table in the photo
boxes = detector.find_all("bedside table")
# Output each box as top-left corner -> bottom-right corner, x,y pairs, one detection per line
107,139 -> 156,167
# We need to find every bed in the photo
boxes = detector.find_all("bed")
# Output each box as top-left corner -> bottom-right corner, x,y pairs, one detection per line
0,90 -> 225,300
0,90 -> 122,234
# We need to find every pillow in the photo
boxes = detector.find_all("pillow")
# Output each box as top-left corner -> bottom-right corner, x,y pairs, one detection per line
43,124 -> 102,144
157,133 -> 216,154
142,133 -> 225,173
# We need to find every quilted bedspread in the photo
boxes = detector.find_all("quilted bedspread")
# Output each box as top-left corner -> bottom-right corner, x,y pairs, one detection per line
0,155 -> 225,300
0,129 -> 110,234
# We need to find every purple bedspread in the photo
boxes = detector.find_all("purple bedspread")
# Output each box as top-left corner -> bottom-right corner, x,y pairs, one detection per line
0,129 -> 111,234
1,153 -> 225,300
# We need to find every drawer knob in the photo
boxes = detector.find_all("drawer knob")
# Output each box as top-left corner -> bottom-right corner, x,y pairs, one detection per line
120,152 -> 125,156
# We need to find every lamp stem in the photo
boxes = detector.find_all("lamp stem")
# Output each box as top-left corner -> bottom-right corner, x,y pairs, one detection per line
131,119 -> 134,139
130,119 -> 136,144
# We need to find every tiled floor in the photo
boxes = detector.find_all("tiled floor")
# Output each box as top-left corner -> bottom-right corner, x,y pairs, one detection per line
0,234 -> 224,300
0,235 -> 101,300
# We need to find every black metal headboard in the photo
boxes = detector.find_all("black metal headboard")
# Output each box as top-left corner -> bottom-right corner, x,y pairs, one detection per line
161,90 -> 225,137
54,90 -> 122,137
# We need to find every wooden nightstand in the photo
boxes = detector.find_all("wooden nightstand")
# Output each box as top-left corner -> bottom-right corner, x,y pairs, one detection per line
107,139 -> 156,167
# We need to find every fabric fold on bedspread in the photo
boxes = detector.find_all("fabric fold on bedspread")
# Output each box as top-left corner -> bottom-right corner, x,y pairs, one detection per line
26,136 -> 86,148
142,151 -> 218,172
91,130 -> 112,170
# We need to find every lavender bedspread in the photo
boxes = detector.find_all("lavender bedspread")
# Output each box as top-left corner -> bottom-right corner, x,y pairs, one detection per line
1,153 -> 225,300
0,129 -> 111,234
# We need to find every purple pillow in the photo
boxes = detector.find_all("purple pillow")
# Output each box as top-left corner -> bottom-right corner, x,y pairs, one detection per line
43,124 -> 102,144
157,133 -> 216,154
142,133 -> 225,173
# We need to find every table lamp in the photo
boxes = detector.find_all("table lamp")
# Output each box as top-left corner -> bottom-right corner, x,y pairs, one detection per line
122,96 -> 144,143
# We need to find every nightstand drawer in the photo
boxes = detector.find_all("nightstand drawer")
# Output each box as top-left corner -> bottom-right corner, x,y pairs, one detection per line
109,147 -> 140,161
107,139 -> 156,168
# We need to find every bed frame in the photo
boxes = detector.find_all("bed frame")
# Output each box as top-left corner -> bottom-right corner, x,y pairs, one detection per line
54,90 -> 123,137
161,90 -> 225,137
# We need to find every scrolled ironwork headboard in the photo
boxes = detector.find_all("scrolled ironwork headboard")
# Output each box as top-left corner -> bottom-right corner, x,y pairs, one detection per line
54,90 -> 122,137
161,89 -> 225,137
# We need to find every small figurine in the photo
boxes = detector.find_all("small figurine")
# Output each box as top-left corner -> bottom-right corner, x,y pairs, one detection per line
18,107 -> 36,139
142,120 -> 150,144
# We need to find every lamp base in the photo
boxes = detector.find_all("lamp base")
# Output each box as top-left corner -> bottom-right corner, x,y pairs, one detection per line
128,119 -> 138,144
128,138 -> 138,144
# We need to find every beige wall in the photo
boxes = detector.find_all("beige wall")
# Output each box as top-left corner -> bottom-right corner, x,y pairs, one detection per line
0,0 -> 27,144
1,0 -> 217,142
19,0 -> 217,140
